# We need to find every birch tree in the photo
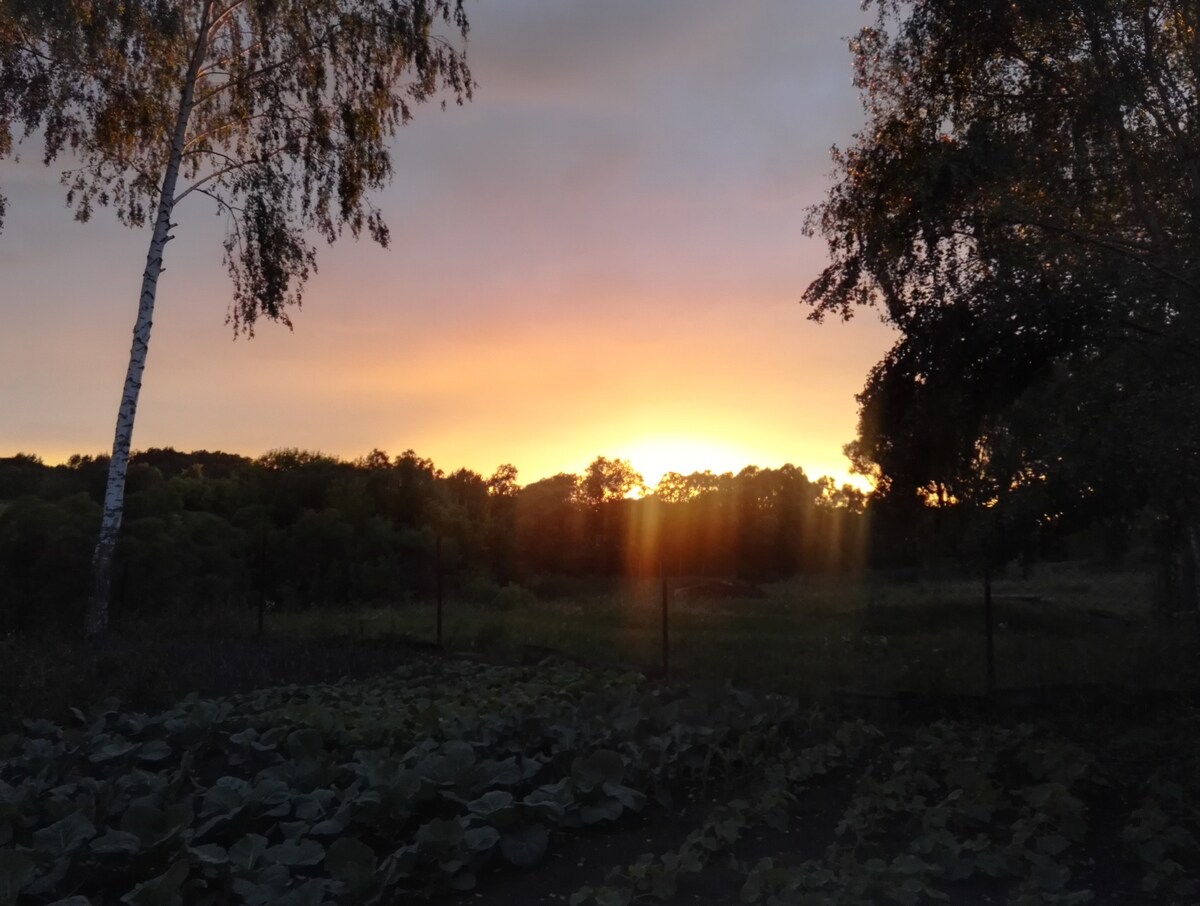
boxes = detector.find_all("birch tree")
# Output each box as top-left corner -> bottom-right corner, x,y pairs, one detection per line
0,0 -> 472,635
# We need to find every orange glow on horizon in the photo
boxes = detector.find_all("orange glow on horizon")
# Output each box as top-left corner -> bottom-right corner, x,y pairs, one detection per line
614,436 -> 760,491
599,437 -> 875,497
14,436 -> 877,498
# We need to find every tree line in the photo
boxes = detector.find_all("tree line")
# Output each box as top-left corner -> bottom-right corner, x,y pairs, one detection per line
0,449 -> 868,634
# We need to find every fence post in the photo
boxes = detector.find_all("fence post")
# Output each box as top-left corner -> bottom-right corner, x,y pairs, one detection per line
257,524 -> 268,638
983,561 -> 995,696
661,562 -> 669,677
436,534 -> 444,649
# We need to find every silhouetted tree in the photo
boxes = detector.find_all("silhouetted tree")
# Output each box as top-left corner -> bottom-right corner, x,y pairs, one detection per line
580,457 -> 645,506
0,493 -> 98,632
484,465 -> 520,581
805,0 -> 1200,591
515,473 -> 586,576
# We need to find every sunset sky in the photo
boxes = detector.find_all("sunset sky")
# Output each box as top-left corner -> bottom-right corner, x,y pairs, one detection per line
0,1 -> 895,489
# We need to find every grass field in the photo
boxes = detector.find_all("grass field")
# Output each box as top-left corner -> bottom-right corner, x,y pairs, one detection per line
265,561 -> 1191,698
4,562 -> 1194,732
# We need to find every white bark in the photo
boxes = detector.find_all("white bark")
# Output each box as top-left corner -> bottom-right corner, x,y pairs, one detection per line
85,2 -> 215,637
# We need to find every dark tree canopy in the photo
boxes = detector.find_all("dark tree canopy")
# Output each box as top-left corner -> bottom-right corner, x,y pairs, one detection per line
580,456 -> 645,506
805,0 -> 1200,529
0,448 -> 874,635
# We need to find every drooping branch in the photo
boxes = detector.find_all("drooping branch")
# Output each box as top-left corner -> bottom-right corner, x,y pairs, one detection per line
190,26 -> 347,111
1013,217 -> 1200,298
183,102 -> 346,153
207,0 -> 248,39
173,145 -> 289,205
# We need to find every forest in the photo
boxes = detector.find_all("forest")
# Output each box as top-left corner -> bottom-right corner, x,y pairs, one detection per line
0,448 -> 872,634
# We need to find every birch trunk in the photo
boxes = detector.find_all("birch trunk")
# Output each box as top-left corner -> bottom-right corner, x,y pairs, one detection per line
84,3 -> 214,637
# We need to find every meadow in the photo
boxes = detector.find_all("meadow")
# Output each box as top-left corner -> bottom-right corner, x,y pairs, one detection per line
3,561 -> 1183,728
5,562 -> 1193,737
164,563 -> 1186,689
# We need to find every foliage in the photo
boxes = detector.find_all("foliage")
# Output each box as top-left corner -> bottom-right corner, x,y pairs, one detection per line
0,493 -> 98,632
580,458 -> 645,506
0,0 -> 472,329
572,707 -> 1200,906
1,618 -> 1197,903
0,657 -> 816,903
0,450 -> 869,630
804,0 -> 1200,575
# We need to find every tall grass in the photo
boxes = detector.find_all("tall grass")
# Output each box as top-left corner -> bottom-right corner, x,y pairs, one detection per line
263,562 -> 1193,697
3,562 -> 1193,731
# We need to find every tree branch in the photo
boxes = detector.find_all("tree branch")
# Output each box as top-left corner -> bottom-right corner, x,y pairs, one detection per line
1007,217 -> 1200,298
173,145 -> 288,205
192,27 -> 343,111
191,183 -> 244,215
207,0 -> 248,39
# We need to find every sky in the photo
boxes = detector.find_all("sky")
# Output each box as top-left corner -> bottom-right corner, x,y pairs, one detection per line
0,1 -> 895,489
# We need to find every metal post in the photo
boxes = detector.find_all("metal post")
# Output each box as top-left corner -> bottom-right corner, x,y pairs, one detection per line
436,535 -> 444,649
257,524 -> 267,637
983,561 -> 995,696
661,563 -> 669,677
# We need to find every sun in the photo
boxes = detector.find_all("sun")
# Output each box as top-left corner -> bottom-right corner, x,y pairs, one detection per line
616,437 -> 761,492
